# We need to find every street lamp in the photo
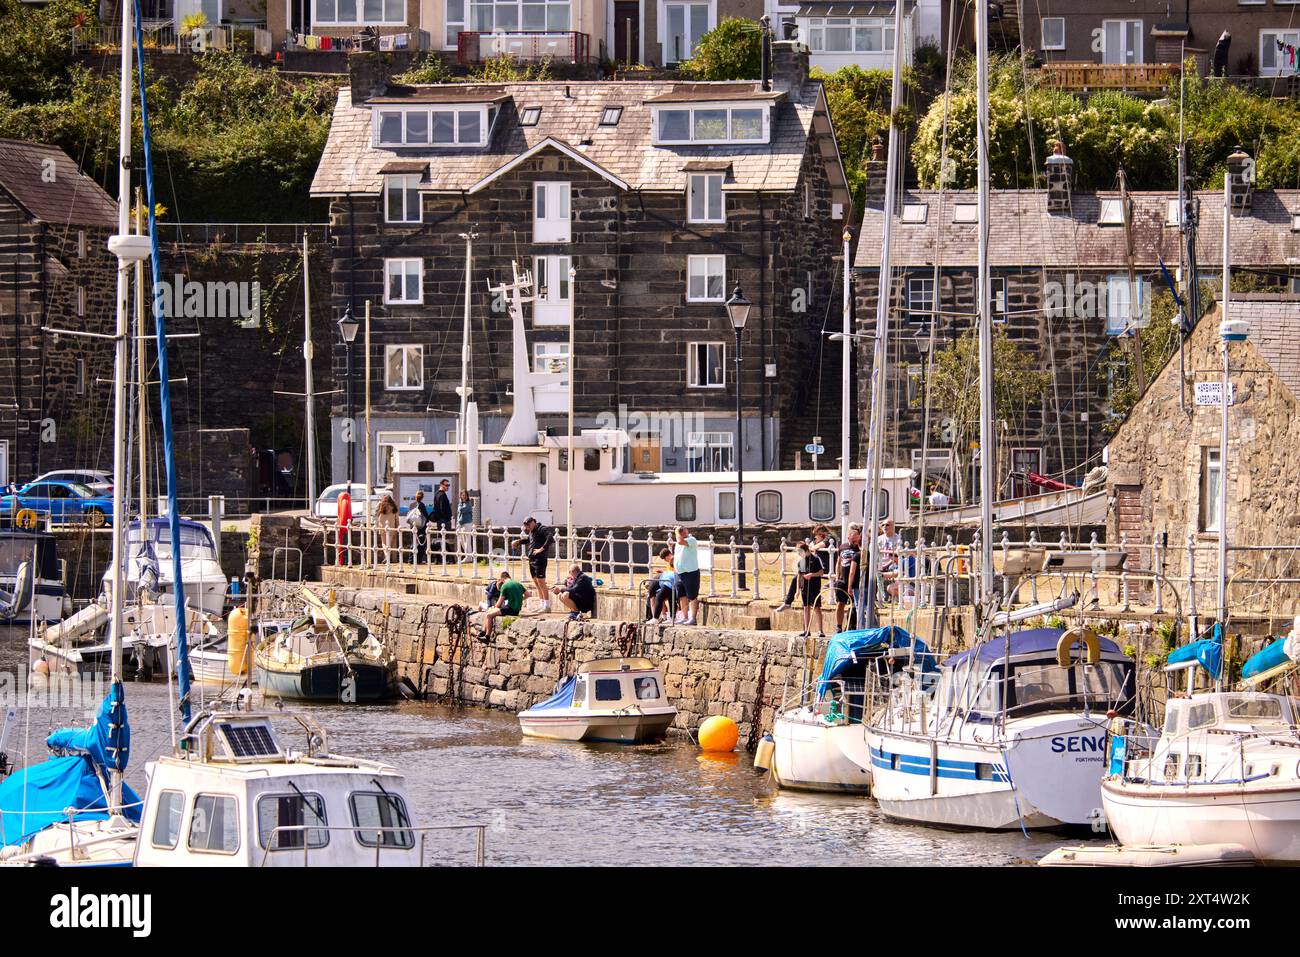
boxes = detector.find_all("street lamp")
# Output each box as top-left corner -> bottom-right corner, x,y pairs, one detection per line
725,285 -> 752,587
338,307 -> 359,483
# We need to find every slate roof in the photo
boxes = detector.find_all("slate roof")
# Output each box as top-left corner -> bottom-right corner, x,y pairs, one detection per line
853,188 -> 1300,270
1226,296 -> 1300,399
0,138 -> 117,229
310,79 -> 827,198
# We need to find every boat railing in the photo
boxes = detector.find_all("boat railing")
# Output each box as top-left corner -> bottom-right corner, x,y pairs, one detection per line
258,823 -> 487,867
0,800 -> 145,865
323,521 -> 764,601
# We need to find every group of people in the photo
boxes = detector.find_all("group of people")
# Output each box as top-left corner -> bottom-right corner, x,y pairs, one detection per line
478,514 -> 596,637
362,478 -> 476,564
769,519 -> 905,638
641,525 -> 703,626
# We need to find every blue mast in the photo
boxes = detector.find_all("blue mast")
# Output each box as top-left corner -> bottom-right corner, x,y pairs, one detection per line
130,1 -> 193,724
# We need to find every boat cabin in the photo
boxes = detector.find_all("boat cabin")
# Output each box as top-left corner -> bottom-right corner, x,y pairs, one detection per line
569,657 -> 668,710
930,628 -> 1137,724
134,712 -> 421,867
1161,693 -> 1295,739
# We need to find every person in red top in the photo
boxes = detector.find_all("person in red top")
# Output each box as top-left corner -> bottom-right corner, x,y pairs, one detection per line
336,484 -> 353,565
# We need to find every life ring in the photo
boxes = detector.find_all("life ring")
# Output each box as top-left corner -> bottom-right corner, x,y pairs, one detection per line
14,509 -> 37,529
1057,626 -> 1101,667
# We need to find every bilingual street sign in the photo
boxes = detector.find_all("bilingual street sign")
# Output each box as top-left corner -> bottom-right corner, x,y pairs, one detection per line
805,443 -> 826,455
1194,382 -> 1236,407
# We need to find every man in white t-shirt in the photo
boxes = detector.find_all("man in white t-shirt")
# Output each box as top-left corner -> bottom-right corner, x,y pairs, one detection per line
673,525 -> 701,625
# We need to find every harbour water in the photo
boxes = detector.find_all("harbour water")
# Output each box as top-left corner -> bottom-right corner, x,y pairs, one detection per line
2,631 -> 1094,866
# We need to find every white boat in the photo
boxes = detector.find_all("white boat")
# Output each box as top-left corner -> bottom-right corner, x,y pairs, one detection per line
1102,646 -> 1300,863
769,626 -> 920,794
0,529 -> 69,625
102,517 -> 227,617
518,657 -> 676,743
1039,842 -> 1257,867
865,627 -> 1138,830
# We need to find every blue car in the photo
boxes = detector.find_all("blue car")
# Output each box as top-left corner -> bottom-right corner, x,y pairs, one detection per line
0,480 -> 114,527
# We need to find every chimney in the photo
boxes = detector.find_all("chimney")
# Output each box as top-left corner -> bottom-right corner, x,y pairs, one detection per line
863,136 -> 887,210
770,39 -> 809,90
348,51 -> 398,104
1226,146 -> 1254,215
1045,140 -> 1074,214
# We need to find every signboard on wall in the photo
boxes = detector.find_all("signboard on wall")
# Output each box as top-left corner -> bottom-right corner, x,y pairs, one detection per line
1194,382 -> 1236,407
392,473 -> 453,513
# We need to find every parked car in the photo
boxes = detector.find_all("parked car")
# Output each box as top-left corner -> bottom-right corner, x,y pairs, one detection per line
26,469 -> 112,494
0,480 -> 114,526
312,483 -> 385,520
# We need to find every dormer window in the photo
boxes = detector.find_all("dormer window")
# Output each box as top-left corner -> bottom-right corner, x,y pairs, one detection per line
953,203 -> 977,223
1098,198 -> 1125,225
652,104 -> 769,145
374,105 -> 492,147
520,106 -> 541,126
600,106 -> 623,126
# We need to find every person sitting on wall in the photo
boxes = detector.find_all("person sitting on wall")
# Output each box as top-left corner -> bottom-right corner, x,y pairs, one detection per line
553,564 -> 596,621
644,548 -> 676,624
482,571 -> 525,639
512,516 -> 555,612
772,524 -> 835,614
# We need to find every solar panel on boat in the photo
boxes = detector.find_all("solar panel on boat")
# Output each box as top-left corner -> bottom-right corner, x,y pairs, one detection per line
216,721 -> 280,759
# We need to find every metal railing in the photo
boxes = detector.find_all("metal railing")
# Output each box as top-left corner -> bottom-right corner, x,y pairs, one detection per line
259,823 -> 487,867
456,30 -> 591,64
72,21 -> 239,54
321,521 -> 763,601
155,222 -> 330,247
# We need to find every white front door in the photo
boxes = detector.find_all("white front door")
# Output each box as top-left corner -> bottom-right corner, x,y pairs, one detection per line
1102,19 -> 1141,64
714,487 -> 737,525
533,182 -> 571,243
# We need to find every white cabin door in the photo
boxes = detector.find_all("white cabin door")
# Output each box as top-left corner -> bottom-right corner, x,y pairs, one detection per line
536,460 -> 550,511
714,488 -> 737,525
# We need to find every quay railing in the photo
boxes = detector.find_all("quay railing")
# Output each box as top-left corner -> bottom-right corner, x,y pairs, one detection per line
321,521 -> 764,602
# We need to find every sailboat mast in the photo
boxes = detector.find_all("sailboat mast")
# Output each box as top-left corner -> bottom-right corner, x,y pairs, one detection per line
1217,175 -> 1231,625
860,0 -> 907,628
135,188 -> 147,528
303,232 -> 317,510
975,0 -> 995,601
105,0 -> 135,812
458,230 -> 476,444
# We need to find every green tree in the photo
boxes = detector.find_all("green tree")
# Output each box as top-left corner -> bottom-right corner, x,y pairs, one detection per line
815,65 -> 895,203
0,0 -> 97,105
681,17 -> 760,81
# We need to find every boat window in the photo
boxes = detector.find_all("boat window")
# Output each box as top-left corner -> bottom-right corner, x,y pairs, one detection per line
1224,695 -> 1284,722
675,494 -> 696,523
1186,753 -> 1203,778
594,678 -> 623,702
571,675 -> 586,707
633,676 -> 660,700
349,792 -> 415,849
1078,662 -> 1132,705
1012,664 -> 1071,709
151,789 -> 185,849
488,460 -> 505,483
974,762 -> 995,781
971,669 -> 1003,715
187,793 -> 241,854
257,792 -> 329,851
1162,705 -> 1182,735
1187,701 -> 1217,730
1164,753 -> 1181,779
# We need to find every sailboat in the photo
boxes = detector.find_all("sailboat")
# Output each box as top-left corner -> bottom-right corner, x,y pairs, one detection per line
1096,174 -> 1300,864
0,2 -> 150,866
857,5 -> 1142,830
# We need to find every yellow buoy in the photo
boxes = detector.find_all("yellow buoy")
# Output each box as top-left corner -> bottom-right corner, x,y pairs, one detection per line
31,657 -> 49,676
698,714 -> 739,753
227,606 -> 250,676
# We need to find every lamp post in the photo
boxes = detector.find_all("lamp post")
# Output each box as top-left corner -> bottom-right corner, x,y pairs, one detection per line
725,285 -> 752,587
338,306 -> 359,484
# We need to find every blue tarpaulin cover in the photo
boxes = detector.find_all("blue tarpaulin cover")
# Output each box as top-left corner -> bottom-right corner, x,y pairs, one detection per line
1167,628 -> 1224,680
528,675 -> 577,712
0,682 -> 140,847
946,628 -> 1125,669
1242,636 -> 1292,681
817,626 -> 936,695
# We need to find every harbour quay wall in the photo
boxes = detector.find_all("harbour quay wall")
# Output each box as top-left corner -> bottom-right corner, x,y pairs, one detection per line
262,580 -> 833,744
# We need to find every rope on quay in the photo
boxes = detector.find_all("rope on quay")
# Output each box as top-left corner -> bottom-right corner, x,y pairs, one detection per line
746,656 -> 769,753
443,603 -> 471,705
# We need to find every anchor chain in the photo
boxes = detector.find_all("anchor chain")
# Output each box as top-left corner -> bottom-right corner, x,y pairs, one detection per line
747,655 -> 769,753
443,603 -> 470,705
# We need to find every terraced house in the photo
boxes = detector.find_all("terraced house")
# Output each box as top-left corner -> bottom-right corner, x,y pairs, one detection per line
310,43 -> 852,486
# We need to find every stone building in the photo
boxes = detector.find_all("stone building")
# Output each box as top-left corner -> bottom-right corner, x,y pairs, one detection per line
851,168 -> 1300,502
310,43 -> 852,486
0,138 -> 119,487
1105,296 -> 1300,619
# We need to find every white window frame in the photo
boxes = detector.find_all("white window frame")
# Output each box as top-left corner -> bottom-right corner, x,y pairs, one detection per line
376,430 -> 424,484
384,173 -> 421,223
660,0 -> 714,63
533,182 -> 572,243
532,254 -> 572,325
808,489 -> 836,522
687,254 -> 726,302
803,15 -> 896,54
687,340 -> 726,389
447,0 -> 574,49
901,202 -> 928,223
1099,198 -> 1125,225
532,341 -> 569,412
1200,446 -> 1221,533
755,489 -> 782,523
907,276 -> 934,324
373,105 -> 491,148
384,258 -> 423,305
652,104 -> 770,146
1040,16 -> 1065,51
1105,274 -> 1149,336
687,173 -> 725,224
989,276 -> 1007,322
714,487 -> 737,524
384,344 -> 424,391
1102,19 -> 1142,65
1261,30 -> 1300,76
686,430 -> 733,472
953,203 -> 977,223
315,0 -> 406,27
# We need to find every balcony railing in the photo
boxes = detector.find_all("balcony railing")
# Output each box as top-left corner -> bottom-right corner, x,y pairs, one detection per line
71,20 -> 246,54
456,30 -> 590,65
1039,61 -> 1178,92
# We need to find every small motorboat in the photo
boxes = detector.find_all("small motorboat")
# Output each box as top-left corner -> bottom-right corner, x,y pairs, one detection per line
254,595 -> 396,703
518,658 -> 677,743
0,528 -> 68,625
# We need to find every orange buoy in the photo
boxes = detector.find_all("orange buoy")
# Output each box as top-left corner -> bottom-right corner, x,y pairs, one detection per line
698,714 -> 739,753
227,606 -> 250,676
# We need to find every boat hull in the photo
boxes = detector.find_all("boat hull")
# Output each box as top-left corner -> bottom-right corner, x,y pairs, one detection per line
518,709 -> 675,743
1102,778 -> 1300,863
771,710 -> 872,794
256,660 -> 396,702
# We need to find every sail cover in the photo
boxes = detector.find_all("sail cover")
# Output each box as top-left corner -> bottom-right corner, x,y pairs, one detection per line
1166,630 -> 1223,680
817,626 -> 936,694
0,683 -> 140,847
527,675 -> 577,712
